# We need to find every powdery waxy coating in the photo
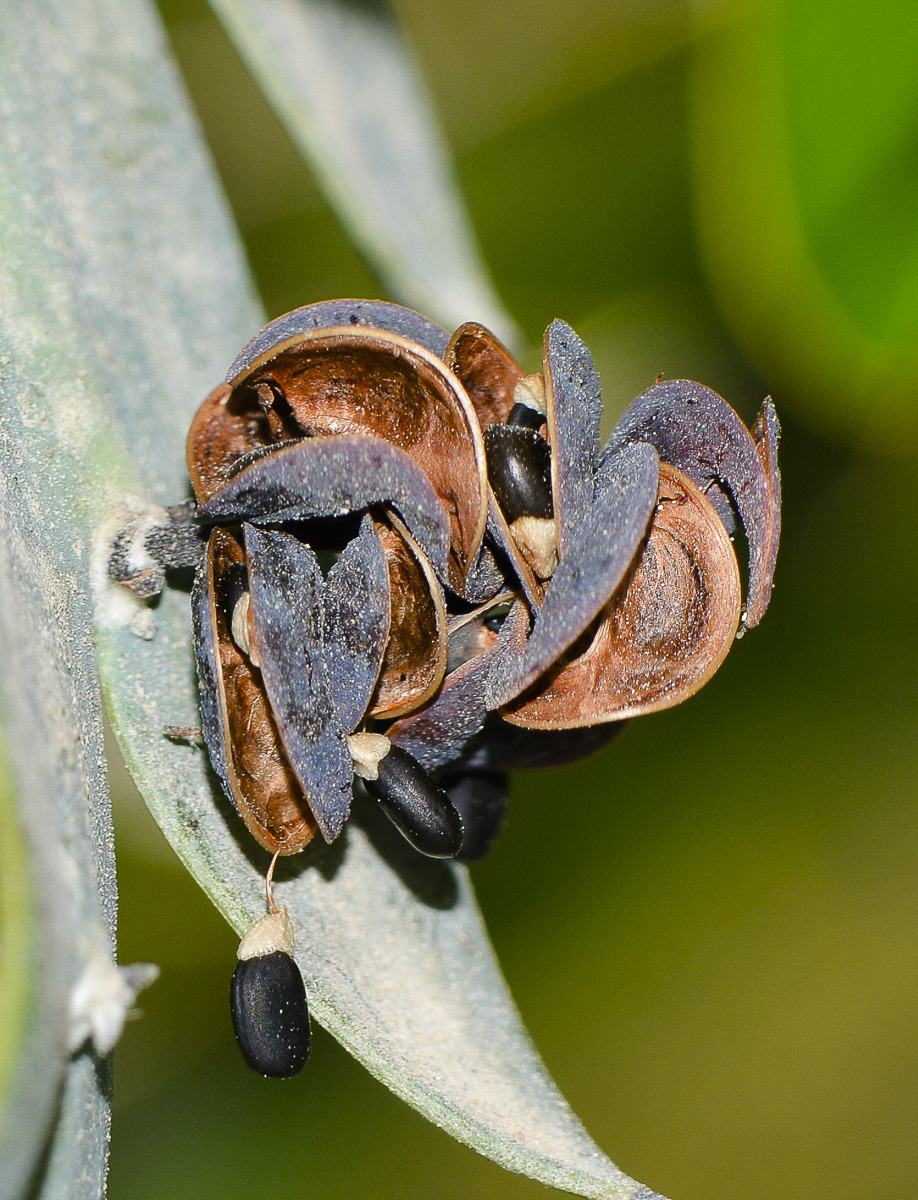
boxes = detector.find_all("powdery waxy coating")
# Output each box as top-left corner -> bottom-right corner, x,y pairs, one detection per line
187,298 -> 781,860
222,309 -> 488,599
244,518 -> 390,843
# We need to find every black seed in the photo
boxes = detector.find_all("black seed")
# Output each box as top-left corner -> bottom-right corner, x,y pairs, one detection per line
483,602 -> 512,634
484,424 -> 554,522
506,402 -> 546,431
216,560 -> 249,620
364,746 -> 464,858
442,770 -> 509,862
230,951 -> 311,1078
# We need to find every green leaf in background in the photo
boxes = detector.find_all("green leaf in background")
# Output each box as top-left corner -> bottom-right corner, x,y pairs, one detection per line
206,0 -> 520,344
689,0 -> 918,450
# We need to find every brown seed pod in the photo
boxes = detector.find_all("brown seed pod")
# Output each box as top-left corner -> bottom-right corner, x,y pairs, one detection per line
225,325 -> 489,597
369,513 -> 448,719
445,322 -> 525,429
501,463 -> 742,728
175,301 -> 781,861
192,526 -> 318,855
186,383 -> 272,505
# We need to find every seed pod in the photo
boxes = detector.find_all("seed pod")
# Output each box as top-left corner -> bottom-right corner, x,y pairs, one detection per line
444,321 -> 524,429
501,462 -> 742,727
230,954 -> 311,1078
192,527 -> 318,856
488,441 -> 660,711
542,320 -> 603,558
369,514 -> 448,719
223,322 -> 488,597
362,745 -> 464,858
608,380 -> 782,626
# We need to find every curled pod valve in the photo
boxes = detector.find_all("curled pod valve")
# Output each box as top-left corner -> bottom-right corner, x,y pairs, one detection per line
230,879 -> 311,1079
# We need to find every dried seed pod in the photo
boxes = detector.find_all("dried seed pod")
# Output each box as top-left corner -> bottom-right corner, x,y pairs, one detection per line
458,713 -> 626,771
200,434 -> 452,588
501,463 -> 742,727
369,514 -> 447,719
179,302 -> 782,869
226,299 -> 451,377
224,323 -> 488,596
484,493 -> 544,611
362,745 -> 464,859
389,600 -> 530,773
444,321 -> 524,429
608,380 -> 781,625
187,383 -> 273,505
244,518 -> 390,843
192,527 -> 317,855
489,441 -> 661,710
542,320 -> 603,558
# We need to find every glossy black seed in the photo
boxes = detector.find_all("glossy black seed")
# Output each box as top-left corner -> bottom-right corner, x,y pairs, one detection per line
230,951 -> 311,1078
363,746 -> 464,858
441,769 -> 509,862
506,402 -> 546,430
484,424 -> 554,523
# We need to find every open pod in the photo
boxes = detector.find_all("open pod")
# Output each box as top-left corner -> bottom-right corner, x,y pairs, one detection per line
193,514 -> 395,848
369,513 -> 448,719
186,382 -> 273,505
223,322 -> 489,596
609,379 -> 781,626
445,321 -> 526,429
502,464 -> 743,727
192,526 -> 318,855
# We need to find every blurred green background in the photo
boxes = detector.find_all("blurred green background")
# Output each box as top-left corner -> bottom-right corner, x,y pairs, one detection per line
108,1 -> 918,1197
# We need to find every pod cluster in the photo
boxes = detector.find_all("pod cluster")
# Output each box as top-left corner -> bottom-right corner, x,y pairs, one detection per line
187,299 -> 781,871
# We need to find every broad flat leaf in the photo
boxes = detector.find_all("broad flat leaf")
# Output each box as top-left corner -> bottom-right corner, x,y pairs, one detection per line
207,0 -> 520,343
0,0 -> 666,1196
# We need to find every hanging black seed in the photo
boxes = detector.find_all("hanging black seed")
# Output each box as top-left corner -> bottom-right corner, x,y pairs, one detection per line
484,424 -> 554,523
506,401 -> 546,431
230,951 -> 311,1078
441,769 -> 509,863
363,745 -> 464,858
